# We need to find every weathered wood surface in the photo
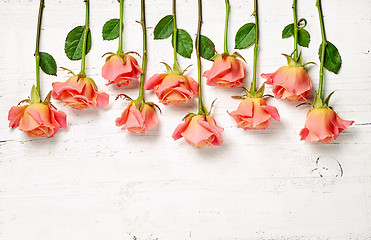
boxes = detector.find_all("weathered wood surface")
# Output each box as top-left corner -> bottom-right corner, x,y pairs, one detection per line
0,0 -> 370,239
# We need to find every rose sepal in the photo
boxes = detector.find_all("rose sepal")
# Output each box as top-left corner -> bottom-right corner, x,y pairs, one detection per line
30,85 -> 41,103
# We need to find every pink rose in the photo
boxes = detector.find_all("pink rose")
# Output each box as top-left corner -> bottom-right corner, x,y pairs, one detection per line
144,73 -> 199,105
228,97 -> 280,130
115,101 -> 158,134
203,55 -> 246,88
8,102 -> 67,138
300,107 -> 354,143
102,54 -> 143,87
261,66 -> 312,101
172,114 -> 223,148
52,76 -> 109,110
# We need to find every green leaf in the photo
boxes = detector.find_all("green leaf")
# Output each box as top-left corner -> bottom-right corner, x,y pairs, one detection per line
171,29 -> 193,58
39,52 -> 57,76
65,26 -> 92,60
195,35 -> 215,60
298,28 -> 310,47
282,23 -> 294,38
154,15 -> 174,40
318,41 -> 342,74
235,23 -> 256,49
30,85 -> 41,103
102,18 -> 120,40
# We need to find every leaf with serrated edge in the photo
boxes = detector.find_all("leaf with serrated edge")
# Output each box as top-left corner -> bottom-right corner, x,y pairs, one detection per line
319,41 -> 342,74
235,23 -> 256,49
195,35 -> 215,60
65,26 -> 92,60
39,52 -> 57,76
282,23 -> 294,38
298,28 -> 310,47
172,29 -> 193,58
102,18 -> 120,40
154,15 -> 174,40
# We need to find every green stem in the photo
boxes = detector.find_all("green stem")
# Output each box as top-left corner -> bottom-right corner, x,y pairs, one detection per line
292,0 -> 298,60
118,0 -> 124,54
251,0 -> 259,95
138,0 -> 146,101
172,0 -> 180,71
224,0 -> 230,54
196,0 -> 207,114
316,0 -> 326,100
35,0 -> 45,98
79,0 -> 90,77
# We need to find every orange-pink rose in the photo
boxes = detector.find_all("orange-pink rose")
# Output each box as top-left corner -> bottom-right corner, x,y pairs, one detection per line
115,101 -> 158,134
52,76 -> 109,110
261,66 -> 312,101
203,55 -> 246,88
8,102 -> 67,138
144,73 -> 199,105
228,97 -> 280,130
300,107 -> 353,143
102,54 -> 142,87
172,114 -> 223,148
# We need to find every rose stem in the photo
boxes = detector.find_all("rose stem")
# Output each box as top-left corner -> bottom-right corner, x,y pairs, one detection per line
35,0 -> 45,98
316,0 -> 326,100
292,0 -> 299,60
79,0 -> 90,77
251,0 -> 259,95
117,0 -> 124,54
196,0 -> 207,114
138,0 -> 147,101
172,0 -> 180,71
224,0 -> 230,54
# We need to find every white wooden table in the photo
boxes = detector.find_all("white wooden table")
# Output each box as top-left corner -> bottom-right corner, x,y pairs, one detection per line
1,0 -> 370,239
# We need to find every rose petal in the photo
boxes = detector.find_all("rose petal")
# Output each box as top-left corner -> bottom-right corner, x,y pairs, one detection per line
8,105 -> 27,128
144,73 -> 167,90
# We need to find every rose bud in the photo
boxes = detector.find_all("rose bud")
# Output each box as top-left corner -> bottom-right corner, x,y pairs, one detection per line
228,97 -> 280,130
115,100 -> 158,134
144,73 -> 199,105
261,53 -> 312,101
300,107 -> 353,143
172,114 -> 223,148
8,102 -> 66,138
203,54 -> 246,88
102,53 -> 143,87
52,75 -> 109,110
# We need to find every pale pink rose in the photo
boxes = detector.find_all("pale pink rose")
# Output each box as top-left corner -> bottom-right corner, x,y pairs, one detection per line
52,76 -> 109,110
203,55 -> 246,88
300,107 -> 353,143
102,54 -> 143,87
8,102 -> 67,138
172,114 -> 223,148
144,73 -> 199,105
261,66 -> 312,101
115,101 -> 158,134
228,97 -> 280,130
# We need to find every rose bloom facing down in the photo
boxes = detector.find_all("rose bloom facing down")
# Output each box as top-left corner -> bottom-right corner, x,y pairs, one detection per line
8,102 -> 67,138
172,114 -> 223,148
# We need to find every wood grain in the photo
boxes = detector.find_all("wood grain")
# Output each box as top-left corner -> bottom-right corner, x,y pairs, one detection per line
0,0 -> 370,239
